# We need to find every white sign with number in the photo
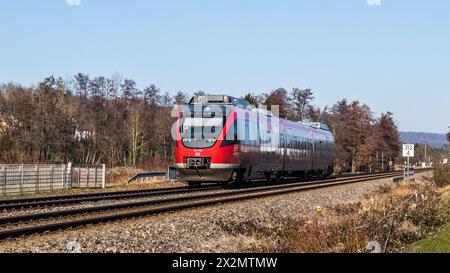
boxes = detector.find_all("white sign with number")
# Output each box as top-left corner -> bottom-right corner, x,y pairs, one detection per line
403,144 -> 415,157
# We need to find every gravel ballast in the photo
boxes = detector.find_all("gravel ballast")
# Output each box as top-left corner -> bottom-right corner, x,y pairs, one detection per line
0,172 -> 433,253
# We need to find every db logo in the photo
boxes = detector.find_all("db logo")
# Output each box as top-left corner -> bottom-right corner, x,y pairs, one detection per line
195,152 -> 201,157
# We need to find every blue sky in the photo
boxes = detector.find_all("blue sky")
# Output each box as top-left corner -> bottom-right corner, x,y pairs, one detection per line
0,0 -> 449,133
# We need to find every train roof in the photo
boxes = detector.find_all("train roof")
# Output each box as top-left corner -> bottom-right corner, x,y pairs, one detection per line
188,95 -> 332,133
189,95 -> 250,108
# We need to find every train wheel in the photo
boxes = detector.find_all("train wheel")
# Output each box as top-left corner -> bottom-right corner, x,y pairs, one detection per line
232,170 -> 245,184
275,173 -> 284,183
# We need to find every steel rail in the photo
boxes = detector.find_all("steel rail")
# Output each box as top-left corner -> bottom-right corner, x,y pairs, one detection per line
0,171 -> 404,211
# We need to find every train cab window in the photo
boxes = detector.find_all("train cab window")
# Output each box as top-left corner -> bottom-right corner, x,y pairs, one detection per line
221,115 -> 239,147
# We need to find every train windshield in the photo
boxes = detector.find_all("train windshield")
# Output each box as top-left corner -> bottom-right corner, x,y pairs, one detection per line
180,105 -> 229,149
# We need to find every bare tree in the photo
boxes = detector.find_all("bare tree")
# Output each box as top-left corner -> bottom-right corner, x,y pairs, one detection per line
291,88 -> 314,121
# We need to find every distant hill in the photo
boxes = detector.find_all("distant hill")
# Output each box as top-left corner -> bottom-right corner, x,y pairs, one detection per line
400,132 -> 448,148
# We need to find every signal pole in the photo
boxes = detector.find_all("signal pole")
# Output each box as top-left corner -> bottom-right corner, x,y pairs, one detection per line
424,144 -> 427,167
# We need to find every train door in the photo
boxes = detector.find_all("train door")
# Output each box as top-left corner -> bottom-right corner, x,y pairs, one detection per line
280,121 -> 287,172
258,114 -> 268,173
287,128 -> 293,172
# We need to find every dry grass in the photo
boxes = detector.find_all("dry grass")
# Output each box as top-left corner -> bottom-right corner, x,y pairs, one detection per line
223,180 -> 450,253
282,183 -> 449,253
106,167 -> 145,186
434,164 -> 450,187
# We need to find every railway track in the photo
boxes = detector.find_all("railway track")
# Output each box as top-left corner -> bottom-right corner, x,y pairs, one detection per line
0,185 -> 223,211
0,170 -> 426,241
0,171 -> 402,211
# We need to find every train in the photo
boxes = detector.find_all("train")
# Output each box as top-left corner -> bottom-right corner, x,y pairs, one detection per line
175,95 -> 335,186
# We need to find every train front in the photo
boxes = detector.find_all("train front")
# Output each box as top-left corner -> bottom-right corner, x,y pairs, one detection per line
175,96 -> 241,185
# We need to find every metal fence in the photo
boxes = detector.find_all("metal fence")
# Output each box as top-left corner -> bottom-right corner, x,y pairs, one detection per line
71,164 -> 106,189
0,164 -> 106,197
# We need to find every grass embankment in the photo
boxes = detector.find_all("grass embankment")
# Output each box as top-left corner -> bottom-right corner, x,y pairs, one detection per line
406,186 -> 450,253
407,223 -> 450,253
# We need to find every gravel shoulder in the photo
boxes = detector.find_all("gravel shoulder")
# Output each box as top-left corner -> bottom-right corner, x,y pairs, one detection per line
0,172 -> 433,253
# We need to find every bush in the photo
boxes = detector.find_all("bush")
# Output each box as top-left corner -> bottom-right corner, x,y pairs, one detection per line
218,183 -> 449,253
434,164 -> 450,187
283,185 -> 448,253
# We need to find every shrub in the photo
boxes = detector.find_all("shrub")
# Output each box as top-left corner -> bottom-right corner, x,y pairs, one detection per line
283,184 -> 449,253
433,164 -> 450,187
225,184 -> 449,253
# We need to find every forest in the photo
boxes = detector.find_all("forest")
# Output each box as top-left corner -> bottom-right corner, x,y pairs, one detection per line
0,74 -> 403,173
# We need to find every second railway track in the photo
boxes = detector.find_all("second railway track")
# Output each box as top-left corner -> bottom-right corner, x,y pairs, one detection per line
0,170 -> 426,241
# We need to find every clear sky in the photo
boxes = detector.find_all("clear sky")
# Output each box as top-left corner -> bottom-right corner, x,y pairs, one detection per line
0,0 -> 449,133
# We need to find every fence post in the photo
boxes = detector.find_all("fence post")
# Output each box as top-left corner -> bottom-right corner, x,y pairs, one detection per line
35,166 -> 39,194
50,166 -> 54,191
78,166 -> 81,188
20,164 -> 24,195
1,167 -> 5,197
62,164 -> 66,190
86,167 -> 90,188
102,164 -> 106,189
67,163 -> 72,190
95,166 -> 98,188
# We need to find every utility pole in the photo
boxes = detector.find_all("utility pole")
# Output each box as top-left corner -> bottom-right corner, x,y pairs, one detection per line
424,143 -> 427,166
381,152 -> 384,172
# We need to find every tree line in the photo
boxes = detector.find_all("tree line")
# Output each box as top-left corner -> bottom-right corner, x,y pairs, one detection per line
244,88 -> 401,173
0,74 -> 184,170
0,74 -> 401,173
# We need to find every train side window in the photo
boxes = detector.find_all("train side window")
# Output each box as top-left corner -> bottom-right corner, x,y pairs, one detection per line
244,113 -> 250,145
249,119 -> 258,146
290,134 -> 293,149
302,138 -> 306,155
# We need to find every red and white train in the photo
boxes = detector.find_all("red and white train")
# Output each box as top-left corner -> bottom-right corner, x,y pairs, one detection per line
175,95 -> 335,186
